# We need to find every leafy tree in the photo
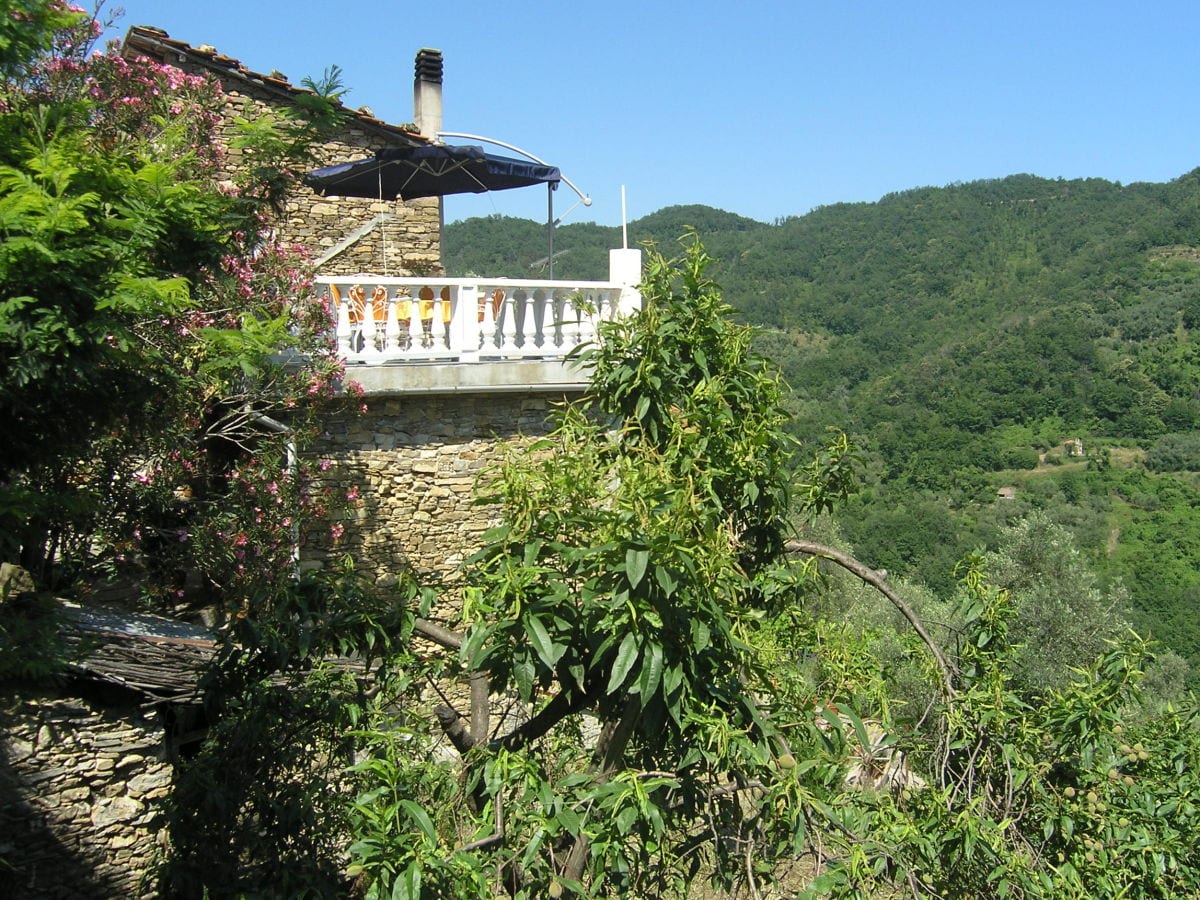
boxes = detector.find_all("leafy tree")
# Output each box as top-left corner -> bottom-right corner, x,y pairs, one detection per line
984,512 -> 1132,692
1146,431 -> 1200,472
802,559 -> 1200,900
348,237 -> 828,898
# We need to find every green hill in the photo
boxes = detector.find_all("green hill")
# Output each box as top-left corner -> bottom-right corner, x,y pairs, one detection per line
445,171 -> 1200,669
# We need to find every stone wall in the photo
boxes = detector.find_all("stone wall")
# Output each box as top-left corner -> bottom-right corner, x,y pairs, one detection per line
307,392 -> 577,590
0,685 -> 173,899
168,58 -> 442,276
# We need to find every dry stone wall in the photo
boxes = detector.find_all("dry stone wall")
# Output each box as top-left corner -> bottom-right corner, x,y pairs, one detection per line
307,393 -> 576,592
0,686 -> 172,899
168,59 -> 441,276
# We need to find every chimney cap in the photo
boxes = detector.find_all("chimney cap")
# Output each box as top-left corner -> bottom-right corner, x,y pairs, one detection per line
415,48 -> 443,84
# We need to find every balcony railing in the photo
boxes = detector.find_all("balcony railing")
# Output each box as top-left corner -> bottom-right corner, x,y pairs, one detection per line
315,275 -> 641,366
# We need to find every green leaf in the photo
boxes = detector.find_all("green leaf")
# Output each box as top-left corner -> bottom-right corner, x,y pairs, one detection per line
393,862 -> 421,900
616,805 -> 638,835
607,632 -> 639,694
626,547 -> 650,590
637,640 -> 664,700
690,619 -> 711,653
514,655 -> 536,700
635,393 -> 651,422
400,799 -> 438,843
527,615 -> 565,668
654,565 -> 677,595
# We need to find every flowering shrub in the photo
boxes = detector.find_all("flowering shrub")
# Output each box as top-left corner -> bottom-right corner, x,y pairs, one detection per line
0,0 -> 86,79
0,3 -> 353,615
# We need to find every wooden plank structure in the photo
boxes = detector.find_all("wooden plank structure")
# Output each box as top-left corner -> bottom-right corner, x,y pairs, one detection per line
58,601 -> 215,704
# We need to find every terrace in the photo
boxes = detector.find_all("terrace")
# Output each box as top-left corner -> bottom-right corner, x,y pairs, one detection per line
317,248 -> 642,394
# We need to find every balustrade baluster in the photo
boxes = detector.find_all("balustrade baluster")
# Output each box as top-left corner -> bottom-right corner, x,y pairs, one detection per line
529,289 -> 547,354
369,287 -> 389,357
330,284 -> 352,357
417,285 -> 435,350
567,293 -> 584,348
549,291 -> 565,350
501,290 -> 520,354
394,288 -> 412,353
437,286 -> 453,351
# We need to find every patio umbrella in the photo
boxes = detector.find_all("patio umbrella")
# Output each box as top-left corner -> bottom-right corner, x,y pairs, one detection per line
304,144 -> 561,201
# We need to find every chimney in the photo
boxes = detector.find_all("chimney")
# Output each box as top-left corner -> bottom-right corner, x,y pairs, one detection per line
413,48 -> 443,139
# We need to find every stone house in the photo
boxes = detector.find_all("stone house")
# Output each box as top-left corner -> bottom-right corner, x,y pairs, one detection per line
123,25 -> 641,589
3,27 -> 640,894
120,26 -> 443,278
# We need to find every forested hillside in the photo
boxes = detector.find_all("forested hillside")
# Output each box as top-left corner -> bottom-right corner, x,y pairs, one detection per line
446,172 -> 1200,670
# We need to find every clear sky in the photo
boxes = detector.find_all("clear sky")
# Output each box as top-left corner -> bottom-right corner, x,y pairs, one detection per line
102,0 -> 1200,227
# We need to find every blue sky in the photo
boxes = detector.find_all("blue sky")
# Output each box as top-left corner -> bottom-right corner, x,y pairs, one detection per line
103,1 -> 1200,227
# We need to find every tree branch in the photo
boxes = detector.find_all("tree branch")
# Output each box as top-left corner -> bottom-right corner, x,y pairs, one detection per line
470,671 -> 490,745
495,687 -> 596,753
785,539 -> 958,698
414,617 -> 463,650
435,704 -> 475,756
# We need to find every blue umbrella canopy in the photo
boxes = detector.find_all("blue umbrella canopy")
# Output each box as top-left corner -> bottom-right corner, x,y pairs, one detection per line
305,144 -> 561,201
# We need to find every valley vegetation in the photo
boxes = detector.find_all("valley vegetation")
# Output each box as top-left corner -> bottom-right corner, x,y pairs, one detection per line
446,176 -> 1200,679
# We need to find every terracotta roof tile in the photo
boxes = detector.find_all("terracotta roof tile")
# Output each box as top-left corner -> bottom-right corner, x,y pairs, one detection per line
121,25 -> 426,144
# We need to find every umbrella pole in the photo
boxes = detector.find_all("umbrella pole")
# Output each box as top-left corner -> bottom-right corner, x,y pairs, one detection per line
547,182 -> 555,280
379,168 -> 389,276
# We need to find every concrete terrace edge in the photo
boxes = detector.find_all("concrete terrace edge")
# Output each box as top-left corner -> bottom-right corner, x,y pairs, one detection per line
346,359 -> 591,395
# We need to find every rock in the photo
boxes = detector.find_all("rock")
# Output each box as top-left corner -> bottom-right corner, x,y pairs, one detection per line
127,770 -> 172,795
90,796 -> 143,829
0,562 -> 35,597
8,737 -> 34,762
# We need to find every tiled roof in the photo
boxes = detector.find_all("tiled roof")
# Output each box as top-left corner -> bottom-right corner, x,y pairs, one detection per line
121,25 -> 427,145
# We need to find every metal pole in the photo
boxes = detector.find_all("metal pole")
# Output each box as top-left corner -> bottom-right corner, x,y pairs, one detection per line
436,131 -> 592,208
548,183 -> 555,280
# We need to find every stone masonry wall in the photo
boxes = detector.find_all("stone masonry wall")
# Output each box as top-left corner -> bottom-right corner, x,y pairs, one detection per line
307,393 -> 577,592
0,686 -> 173,899
167,58 -> 442,276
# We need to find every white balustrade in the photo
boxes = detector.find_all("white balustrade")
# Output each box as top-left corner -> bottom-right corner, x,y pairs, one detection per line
315,276 -> 638,366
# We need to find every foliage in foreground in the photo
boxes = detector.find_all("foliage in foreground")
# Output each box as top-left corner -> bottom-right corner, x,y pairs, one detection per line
346,237 -> 821,898
339,240 -> 1200,900
803,559 -> 1200,899
157,561 -> 417,898
0,1 -> 348,606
